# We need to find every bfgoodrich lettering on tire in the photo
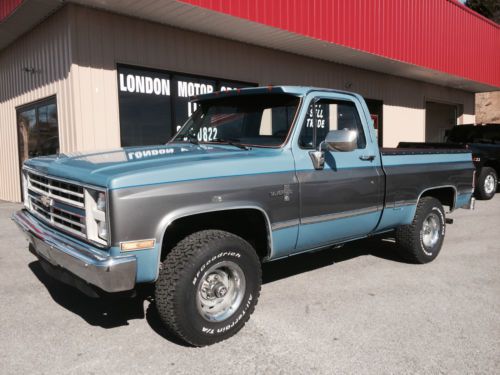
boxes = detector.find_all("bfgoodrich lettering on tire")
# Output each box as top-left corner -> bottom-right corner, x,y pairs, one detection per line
395,197 -> 446,264
155,230 -> 261,346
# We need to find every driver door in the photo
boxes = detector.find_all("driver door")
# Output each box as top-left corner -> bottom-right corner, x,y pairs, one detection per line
292,95 -> 384,253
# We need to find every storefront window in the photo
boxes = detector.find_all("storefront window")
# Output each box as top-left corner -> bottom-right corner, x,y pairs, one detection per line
117,64 -> 254,147
17,97 -> 59,165
173,75 -> 216,132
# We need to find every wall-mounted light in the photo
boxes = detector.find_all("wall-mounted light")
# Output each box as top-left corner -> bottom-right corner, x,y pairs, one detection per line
22,67 -> 40,75
344,82 -> 353,89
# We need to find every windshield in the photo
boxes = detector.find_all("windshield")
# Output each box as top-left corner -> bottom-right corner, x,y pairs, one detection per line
172,94 -> 300,147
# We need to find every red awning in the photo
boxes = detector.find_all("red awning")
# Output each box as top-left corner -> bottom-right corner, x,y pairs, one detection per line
180,0 -> 500,89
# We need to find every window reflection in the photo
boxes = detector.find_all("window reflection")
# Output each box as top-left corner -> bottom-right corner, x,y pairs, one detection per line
17,98 -> 59,166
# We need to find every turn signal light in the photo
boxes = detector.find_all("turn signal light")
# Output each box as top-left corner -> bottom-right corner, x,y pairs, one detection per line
120,239 -> 155,252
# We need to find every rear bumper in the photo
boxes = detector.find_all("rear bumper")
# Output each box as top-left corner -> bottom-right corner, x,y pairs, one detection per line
12,210 -> 137,293
465,196 -> 476,210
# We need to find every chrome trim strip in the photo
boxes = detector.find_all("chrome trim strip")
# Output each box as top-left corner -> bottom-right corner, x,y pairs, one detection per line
29,202 -> 87,239
52,204 -> 85,218
466,197 -> 475,210
300,206 -> 381,225
157,205 -> 274,277
271,219 -> 300,231
30,195 -> 85,219
416,185 -> 458,211
394,200 -> 417,208
12,210 -> 136,293
39,182 -> 84,198
50,212 -> 85,228
28,184 -> 84,209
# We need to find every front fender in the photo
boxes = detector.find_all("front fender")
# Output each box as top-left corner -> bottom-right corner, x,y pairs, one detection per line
155,200 -> 273,249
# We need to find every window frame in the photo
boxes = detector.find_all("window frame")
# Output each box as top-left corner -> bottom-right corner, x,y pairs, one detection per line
16,95 -> 59,199
297,96 -> 368,151
16,95 -> 59,160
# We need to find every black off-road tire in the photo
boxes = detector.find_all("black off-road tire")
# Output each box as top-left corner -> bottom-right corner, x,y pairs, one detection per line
155,230 -> 261,347
475,167 -> 497,200
395,197 -> 446,264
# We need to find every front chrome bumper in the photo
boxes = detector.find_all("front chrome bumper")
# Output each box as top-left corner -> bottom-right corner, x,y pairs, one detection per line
12,210 -> 137,293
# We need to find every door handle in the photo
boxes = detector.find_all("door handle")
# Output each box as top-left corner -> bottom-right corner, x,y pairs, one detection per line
359,154 -> 375,161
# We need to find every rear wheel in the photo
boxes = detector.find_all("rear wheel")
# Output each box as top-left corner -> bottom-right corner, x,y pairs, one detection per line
395,197 -> 446,264
476,167 -> 497,200
155,230 -> 261,346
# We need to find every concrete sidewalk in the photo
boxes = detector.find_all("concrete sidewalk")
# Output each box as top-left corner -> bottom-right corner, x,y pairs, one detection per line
1,198 -> 499,374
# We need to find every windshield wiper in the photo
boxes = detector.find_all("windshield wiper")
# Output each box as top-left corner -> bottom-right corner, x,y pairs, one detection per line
185,133 -> 199,145
212,138 -> 250,150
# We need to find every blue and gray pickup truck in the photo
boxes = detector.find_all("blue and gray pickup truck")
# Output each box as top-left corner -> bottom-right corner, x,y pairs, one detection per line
13,86 -> 475,346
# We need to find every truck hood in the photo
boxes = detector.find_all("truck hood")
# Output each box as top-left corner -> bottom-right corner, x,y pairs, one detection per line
24,143 -> 294,190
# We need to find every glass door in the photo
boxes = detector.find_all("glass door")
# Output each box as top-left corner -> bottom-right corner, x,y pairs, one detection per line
17,96 -> 59,166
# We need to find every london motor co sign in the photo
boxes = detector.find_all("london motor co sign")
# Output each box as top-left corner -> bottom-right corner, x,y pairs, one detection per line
117,64 -> 255,147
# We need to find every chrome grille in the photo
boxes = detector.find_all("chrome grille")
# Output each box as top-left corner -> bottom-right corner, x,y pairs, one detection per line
25,171 -> 86,239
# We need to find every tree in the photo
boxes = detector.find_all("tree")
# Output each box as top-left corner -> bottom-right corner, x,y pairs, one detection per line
464,0 -> 500,24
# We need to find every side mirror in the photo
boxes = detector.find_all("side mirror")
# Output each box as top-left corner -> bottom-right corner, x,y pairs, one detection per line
323,130 -> 358,152
309,130 -> 358,170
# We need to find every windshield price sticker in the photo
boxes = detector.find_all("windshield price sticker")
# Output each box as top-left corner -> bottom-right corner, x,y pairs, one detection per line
197,127 -> 218,142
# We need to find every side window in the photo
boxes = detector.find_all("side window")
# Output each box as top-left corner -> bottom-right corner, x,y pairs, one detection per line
299,99 -> 366,149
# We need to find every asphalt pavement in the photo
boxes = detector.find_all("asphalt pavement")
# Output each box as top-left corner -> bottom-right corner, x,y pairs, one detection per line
1,197 -> 499,374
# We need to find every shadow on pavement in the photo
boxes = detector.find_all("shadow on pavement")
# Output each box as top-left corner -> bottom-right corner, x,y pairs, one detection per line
29,261 -> 146,328
27,234 -> 406,342
262,235 -> 406,284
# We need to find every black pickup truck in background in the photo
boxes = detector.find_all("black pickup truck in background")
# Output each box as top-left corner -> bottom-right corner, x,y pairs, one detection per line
399,124 -> 500,200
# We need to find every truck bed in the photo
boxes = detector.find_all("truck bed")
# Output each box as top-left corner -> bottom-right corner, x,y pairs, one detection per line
375,147 -> 474,232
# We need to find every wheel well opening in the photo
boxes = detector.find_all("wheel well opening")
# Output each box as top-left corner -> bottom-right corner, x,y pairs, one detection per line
482,162 -> 500,176
420,187 -> 455,210
160,209 -> 270,262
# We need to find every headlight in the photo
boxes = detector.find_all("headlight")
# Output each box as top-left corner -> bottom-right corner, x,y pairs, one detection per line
97,220 -> 109,240
96,192 -> 106,211
84,188 -> 109,246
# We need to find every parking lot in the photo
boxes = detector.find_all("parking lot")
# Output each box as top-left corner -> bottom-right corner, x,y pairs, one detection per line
1,197 -> 499,374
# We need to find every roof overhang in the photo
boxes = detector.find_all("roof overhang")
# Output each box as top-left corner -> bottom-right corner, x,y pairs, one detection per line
0,0 -> 63,50
2,0 -> 498,93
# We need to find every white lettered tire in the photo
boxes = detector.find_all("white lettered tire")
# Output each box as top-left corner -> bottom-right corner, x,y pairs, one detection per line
395,197 -> 446,264
155,230 -> 261,346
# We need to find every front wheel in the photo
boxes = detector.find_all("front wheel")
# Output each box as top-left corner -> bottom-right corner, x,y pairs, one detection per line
395,197 -> 446,264
155,230 -> 261,346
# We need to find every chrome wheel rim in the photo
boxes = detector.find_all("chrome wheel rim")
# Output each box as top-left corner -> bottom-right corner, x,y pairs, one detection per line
196,260 -> 246,322
484,174 -> 496,194
421,213 -> 440,249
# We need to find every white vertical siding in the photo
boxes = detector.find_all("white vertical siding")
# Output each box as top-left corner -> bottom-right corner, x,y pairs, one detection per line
0,7 -> 74,202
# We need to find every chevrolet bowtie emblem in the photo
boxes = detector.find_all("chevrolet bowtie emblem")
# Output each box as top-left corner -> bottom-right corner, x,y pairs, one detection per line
40,195 -> 53,208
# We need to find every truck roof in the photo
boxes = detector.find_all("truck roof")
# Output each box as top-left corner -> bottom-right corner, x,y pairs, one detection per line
191,85 -> 360,102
